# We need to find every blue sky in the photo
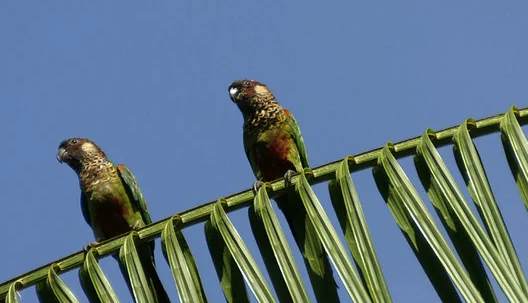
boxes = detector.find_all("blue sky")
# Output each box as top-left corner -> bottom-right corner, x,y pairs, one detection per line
2,2 -> 528,302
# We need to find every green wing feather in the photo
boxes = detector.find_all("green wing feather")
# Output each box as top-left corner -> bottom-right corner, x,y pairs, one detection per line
284,110 -> 310,169
80,193 -> 91,226
243,131 -> 264,181
117,165 -> 169,301
282,111 -> 339,301
116,164 -> 152,225
243,110 -> 309,180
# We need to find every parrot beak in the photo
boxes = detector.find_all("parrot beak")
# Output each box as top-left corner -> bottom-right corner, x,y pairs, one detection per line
229,86 -> 239,102
57,147 -> 67,163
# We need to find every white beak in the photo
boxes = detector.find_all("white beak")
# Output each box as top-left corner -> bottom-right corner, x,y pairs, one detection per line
229,87 -> 239,98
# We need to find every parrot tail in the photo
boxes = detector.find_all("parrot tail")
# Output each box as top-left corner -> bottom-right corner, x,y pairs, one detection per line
140,244 -> 171,303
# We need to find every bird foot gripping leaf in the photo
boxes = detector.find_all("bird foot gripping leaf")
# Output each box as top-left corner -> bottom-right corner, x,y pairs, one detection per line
83,241 -> 99,253
253,180 -> 265,194
284,170 -> 296,187
253,170 -> 296,194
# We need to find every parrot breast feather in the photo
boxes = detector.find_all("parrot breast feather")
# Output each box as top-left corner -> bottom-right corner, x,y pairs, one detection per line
245,110 -> 309,181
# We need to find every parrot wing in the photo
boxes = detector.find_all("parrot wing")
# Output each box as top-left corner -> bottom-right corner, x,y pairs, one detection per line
80,193 -> 91,227
284,110 -> 310,169
117,164 -> 152,225
243,131 -> 264,181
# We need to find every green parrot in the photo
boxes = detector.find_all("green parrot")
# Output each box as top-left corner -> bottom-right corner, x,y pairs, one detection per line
229,79 -> 339,302
57,138 -> 170,303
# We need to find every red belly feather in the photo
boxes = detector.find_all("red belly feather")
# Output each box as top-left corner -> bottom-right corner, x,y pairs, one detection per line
254,135 -> 296,181
92,195 -> 133,239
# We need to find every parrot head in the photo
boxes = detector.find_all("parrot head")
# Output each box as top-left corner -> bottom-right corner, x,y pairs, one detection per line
57,138 -> 106,172
228,79 -> 277,113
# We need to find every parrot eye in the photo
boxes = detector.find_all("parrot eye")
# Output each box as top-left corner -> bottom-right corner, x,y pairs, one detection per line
70,139 -> 78,145
243,81 -> 251,87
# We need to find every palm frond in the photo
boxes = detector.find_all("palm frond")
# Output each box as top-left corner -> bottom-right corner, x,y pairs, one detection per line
329,157 -> 392,303
250,185 -> 310,302
1,106 -> 528,302
79,249 -> 119,303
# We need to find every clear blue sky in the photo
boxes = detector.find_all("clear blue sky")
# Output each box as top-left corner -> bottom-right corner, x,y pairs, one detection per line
2,2 -> 528,302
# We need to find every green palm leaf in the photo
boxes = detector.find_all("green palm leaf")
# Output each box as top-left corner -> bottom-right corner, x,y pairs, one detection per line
208,200 -> 277,303
374,143 -> 482,302
205,216 -> 250,303
501,106 -> 528,209
416,129 -> 527,302
414,128 -> 497,303
161,216 -> 208,303
250,185 -> 311,303
118,233 -> 155,303
329,157 -> 392,303
454,119 -> 528,295
5,282 -> 20,303
79,249 -> 120,303
36,264 -> 80,303
297,172 -> 372,303
2,106 -> 528,303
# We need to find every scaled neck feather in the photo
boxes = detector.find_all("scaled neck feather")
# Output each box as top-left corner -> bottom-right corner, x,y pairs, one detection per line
242,96 -> 286,132
78,155 -> 119,193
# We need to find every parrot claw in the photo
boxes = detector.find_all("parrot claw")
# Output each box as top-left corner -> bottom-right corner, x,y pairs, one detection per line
83,241 -> 99,252
253,180 -> 264,194
284,170 -> 296,186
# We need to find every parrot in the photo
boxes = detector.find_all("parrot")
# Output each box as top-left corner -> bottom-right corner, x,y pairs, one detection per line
57,138 -> 170,303
229,79 -> 339,302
